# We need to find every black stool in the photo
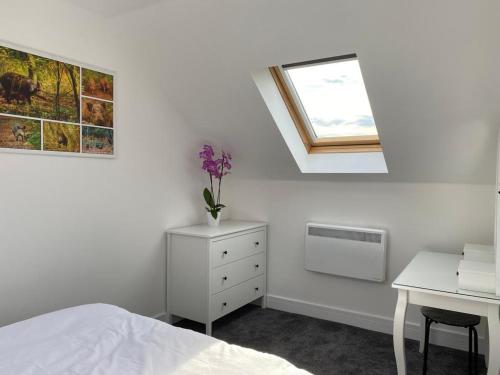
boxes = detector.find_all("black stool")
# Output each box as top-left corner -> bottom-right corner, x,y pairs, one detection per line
421,306 -> 480,375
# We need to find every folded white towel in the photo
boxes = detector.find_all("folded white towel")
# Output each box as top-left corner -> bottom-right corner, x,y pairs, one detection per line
463,243 -> 494,263
458,259 -> 496,294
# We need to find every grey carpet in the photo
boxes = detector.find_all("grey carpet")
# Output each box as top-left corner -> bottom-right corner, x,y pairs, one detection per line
175,305 -> 486,375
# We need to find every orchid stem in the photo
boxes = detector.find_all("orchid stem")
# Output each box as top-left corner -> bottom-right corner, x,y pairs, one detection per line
217,155 -> 224,206
210,173 -> 214,206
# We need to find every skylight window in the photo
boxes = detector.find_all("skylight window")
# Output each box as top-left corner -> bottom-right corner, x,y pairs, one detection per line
269,54 -> 382,153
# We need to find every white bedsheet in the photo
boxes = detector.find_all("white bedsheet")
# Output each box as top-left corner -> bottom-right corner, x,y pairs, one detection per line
0,304 -> 311,375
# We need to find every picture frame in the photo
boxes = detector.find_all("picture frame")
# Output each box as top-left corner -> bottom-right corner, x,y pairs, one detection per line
0,39 -> 116,158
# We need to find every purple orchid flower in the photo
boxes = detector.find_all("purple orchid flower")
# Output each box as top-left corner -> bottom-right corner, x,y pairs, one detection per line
199,145 -> 233,219
199,144 -> 215,163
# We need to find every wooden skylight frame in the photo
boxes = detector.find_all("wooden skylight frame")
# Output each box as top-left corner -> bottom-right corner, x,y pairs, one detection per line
269,56 -> 382,154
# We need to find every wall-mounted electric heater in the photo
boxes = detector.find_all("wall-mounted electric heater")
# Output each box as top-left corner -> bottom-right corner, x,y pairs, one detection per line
305,223 -> 387,282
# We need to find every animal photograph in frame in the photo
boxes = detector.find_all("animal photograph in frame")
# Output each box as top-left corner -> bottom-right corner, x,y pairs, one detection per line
82,97 -> 113,128
82,68 -> 113,101
0,115 -> 41,150
0,46 -> 80,123
82,126 -> 113,155
43,121 -> 80,153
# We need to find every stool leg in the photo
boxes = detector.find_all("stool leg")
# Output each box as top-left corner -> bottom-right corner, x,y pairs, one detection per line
468,327 -> 472,375
423,318 -> 432,375
472,327 -> 478,375
419,314 -> 426,353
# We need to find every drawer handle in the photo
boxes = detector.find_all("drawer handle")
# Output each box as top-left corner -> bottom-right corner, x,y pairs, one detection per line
222,250 -> 228,256
254,241 -> 260,246
254,287 -> 259,291
254,264 -> 260,269
222,276 -> 228,281
222,302 -> 227,307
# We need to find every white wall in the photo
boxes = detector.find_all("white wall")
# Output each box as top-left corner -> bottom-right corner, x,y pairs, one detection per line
0,0 -> 207,326
228,178 -> 494,343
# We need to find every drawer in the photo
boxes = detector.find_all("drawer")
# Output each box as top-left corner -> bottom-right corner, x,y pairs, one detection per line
210,252 -> 265,294
211,275 -> 265,321
211,230 -> 265,268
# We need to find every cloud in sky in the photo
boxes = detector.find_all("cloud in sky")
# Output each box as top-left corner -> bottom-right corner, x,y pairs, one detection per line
312,117 -> 345,127
346,115 -> 374,127
323,78 -> 344,85
312,115 -> 374,129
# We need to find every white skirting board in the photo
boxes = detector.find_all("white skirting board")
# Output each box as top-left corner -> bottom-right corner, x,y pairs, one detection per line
266,294 -> 487,354
151,312 -> 166,321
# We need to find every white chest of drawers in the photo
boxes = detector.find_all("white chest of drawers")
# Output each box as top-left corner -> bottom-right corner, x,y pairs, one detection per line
166,221 -> 267,335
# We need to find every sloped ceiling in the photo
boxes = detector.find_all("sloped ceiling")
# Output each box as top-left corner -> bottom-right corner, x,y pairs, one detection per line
108,0 -> 499,183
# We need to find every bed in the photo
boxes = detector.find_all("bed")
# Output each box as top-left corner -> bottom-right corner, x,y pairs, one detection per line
0,304 -> 310,374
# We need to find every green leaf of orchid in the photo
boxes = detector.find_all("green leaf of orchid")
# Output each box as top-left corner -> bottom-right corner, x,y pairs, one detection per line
203,188 -> 215,208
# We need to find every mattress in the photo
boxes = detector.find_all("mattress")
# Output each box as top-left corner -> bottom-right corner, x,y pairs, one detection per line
0,303 -> 310,375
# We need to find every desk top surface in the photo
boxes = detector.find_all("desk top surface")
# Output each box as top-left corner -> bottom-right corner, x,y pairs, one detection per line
393,251 -> 500,302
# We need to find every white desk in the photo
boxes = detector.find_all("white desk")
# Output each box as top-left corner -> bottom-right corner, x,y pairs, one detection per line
392,251 -> 500,375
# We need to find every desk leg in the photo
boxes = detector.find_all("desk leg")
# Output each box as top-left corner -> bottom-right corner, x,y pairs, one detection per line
487,304 -> 500,375
394,289 -> 408,375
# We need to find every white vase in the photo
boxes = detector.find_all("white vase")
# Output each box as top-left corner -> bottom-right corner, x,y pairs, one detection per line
207,211 -> 221,227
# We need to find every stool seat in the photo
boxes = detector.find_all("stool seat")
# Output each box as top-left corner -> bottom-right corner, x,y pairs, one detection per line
420,306 -> 480,375
421,307 -> 480,327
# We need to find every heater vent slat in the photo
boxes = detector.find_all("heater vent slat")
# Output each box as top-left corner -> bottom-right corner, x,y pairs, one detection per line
305,223 -> 387,282
308,227 -> 382,244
